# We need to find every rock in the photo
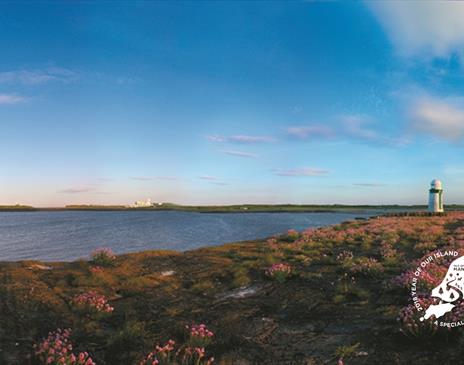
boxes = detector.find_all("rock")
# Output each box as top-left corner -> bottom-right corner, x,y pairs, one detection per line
28,264 -> 52,270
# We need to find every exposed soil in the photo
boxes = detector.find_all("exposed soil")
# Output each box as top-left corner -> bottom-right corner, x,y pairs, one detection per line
2,213 -> 464,364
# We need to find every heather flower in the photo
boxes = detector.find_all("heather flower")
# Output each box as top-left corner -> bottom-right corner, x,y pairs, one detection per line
336,250 -> 354,264
138,340 -> 214,365
283,229 -> 299,242
91,248 -> 116,267
393,252 -> 452,291
186,324 -> 214,347
89,266 -> 104,274
266,237 -> 279,251
398,297 -> 464,337
398,297 -> 439,337
34,328 -> 96,365
265,263 -> 292,283
380,241 -> 399,259
72,291 -> 114,314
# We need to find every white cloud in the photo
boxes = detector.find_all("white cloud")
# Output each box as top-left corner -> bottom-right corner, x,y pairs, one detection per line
198,175 -> 218,181
206,134 -> 275,144
0,94 -> 24,105
368,2 -> 464,58
285,125 -> 333,140
155,176 -> 181,181
273,168 -> 329,177
410,97 -> 464,141
206,135 -> 226,143
285,115 -> 390,144
0,67 -> 78,85
130,176 -> 153,181
353,183 -> 386,187
58,186 -> 96,194
211,182 -> 230,186
340,115 -> 378,141
221,150 -> 257,158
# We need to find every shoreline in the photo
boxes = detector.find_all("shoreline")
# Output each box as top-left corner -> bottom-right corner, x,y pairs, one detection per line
0,211 -> 451,265
2,212 -> 464,363
0,204 -> 448,213
0,211 -> 454,263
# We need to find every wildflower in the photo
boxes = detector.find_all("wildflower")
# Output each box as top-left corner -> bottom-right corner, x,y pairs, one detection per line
91,248 -> 116,267
72,291 -> 114,314
265,263 -> 292,283
34,329 -> 96,365
336,250 -> 354,263
89,266 -> 104,274
283,229 -> 299,242
186,323 -> 214,347
138,340 -> 214,365
398,297 -> 437,337
350,257 -> 384,277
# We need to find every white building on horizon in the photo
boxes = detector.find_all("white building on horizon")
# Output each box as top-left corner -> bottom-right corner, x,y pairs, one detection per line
131,198 -> 154,208
428,179 -> 444,213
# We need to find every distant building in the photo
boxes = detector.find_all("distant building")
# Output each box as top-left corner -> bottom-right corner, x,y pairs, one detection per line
131,198 -> 154,208
428,179 -> 444,213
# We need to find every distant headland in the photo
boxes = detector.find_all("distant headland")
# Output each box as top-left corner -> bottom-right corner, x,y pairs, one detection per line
1,203 -> 464,213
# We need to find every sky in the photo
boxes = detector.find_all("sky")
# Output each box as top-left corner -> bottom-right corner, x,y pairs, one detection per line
2,1 -> 464,206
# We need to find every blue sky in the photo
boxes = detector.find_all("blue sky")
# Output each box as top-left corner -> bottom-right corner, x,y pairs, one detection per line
1,1 -> 464,206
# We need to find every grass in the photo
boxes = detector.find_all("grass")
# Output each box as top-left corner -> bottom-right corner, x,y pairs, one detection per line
3,212 -> 464,364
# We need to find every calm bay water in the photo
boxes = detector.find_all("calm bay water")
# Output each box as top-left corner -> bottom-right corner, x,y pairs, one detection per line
0,210 -> 379,261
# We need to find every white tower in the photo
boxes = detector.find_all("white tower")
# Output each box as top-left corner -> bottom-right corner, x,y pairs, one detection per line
428,179 -> 444,213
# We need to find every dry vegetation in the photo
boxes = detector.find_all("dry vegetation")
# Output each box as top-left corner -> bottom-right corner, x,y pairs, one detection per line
2,213 -> 464,364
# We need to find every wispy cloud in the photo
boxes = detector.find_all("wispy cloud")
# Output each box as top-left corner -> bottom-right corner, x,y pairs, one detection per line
221,150 -> 258,158
285,114 -> 396,145
0,94 -> 25,105
197,175 -> 230,186
115,76 -> 137,85
211,182 -> 230,186
285,114 -> 408,146
206,134 -> 275,144
273,167 -> 329,177
367,2 -> 464,58
340,115 -> 379,141
198,175 -> 218,181
155,176 -> 181,181
130,176 -> 153,181
285,125 -> 334,140
58,186 -> 96,194
409,96 -> 464,141
353,183 -> 386,187
0,67 -> 78,85
290,105 -> 303,114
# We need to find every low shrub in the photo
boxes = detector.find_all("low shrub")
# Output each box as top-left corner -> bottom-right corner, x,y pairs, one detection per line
398,298 -> 437,337
34,328 -> 96,365
232,267 -> 250,288
281,229 -> 299,243
91,248 -> 116,267
72,291 -> 114,315
265,263 -> 292,283
138,340 -> 214,365
185,323 -> 214,347
350,257 -> 384,277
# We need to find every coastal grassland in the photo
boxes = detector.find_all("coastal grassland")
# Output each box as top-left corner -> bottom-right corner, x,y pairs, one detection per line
12,203 -> 464,212
2,213 -> 464,364
0,205 -> 37,211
